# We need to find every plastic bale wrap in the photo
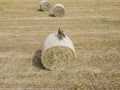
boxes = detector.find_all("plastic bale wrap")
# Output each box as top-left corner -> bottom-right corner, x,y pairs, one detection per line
53,4 -> 65,17
40,0 -> 51,11
41,33 -> 76,70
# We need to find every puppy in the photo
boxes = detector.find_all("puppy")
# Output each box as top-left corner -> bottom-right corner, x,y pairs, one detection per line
58,27 -> 65,40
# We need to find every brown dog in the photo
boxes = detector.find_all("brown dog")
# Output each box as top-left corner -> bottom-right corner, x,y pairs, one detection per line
58,27 -> 65,40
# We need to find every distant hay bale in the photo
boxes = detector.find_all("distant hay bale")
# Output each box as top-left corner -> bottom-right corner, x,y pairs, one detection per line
53,4 -> 65,17
40,0 -> 51,11
42,33 -> 76,70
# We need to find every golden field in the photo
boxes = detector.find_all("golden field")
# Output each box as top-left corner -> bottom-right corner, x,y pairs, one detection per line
0,0 -> 120,89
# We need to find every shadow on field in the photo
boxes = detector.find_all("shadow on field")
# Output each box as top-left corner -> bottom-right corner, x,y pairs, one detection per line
49,14 -> 55,17
32,50 -> 46,70
37,9 -> 44,12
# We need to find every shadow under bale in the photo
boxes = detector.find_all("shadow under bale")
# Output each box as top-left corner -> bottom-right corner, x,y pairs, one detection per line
37,9 -> 44,12
49,14 -> 55,17
32,50 -> 46,70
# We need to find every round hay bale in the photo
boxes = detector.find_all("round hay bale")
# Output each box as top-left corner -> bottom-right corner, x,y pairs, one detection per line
42,33 -> 76,70
40,0 -> 51,11
53,4 -> 65,17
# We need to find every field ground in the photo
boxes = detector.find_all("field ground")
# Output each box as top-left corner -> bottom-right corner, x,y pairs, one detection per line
0,0 -> 120,89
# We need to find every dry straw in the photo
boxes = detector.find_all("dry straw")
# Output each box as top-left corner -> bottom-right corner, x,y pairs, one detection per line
53,4 -> 65,17
40,0 -> 51,11
42,33 -> 76,70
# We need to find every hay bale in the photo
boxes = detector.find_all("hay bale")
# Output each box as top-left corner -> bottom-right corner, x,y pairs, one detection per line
42,33 -> 76,70
53,4 -> 65,17
40,0 -> 51,11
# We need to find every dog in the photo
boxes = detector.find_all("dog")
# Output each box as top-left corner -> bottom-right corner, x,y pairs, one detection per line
58,27 -> 65,40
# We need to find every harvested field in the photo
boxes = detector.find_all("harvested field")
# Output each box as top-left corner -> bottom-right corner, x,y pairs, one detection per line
0,0 -> 120,89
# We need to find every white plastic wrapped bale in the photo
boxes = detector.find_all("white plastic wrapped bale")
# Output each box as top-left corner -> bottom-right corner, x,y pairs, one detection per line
42,33 -> 76,70
40,0 -> 51,11
53,4 -> 65,17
